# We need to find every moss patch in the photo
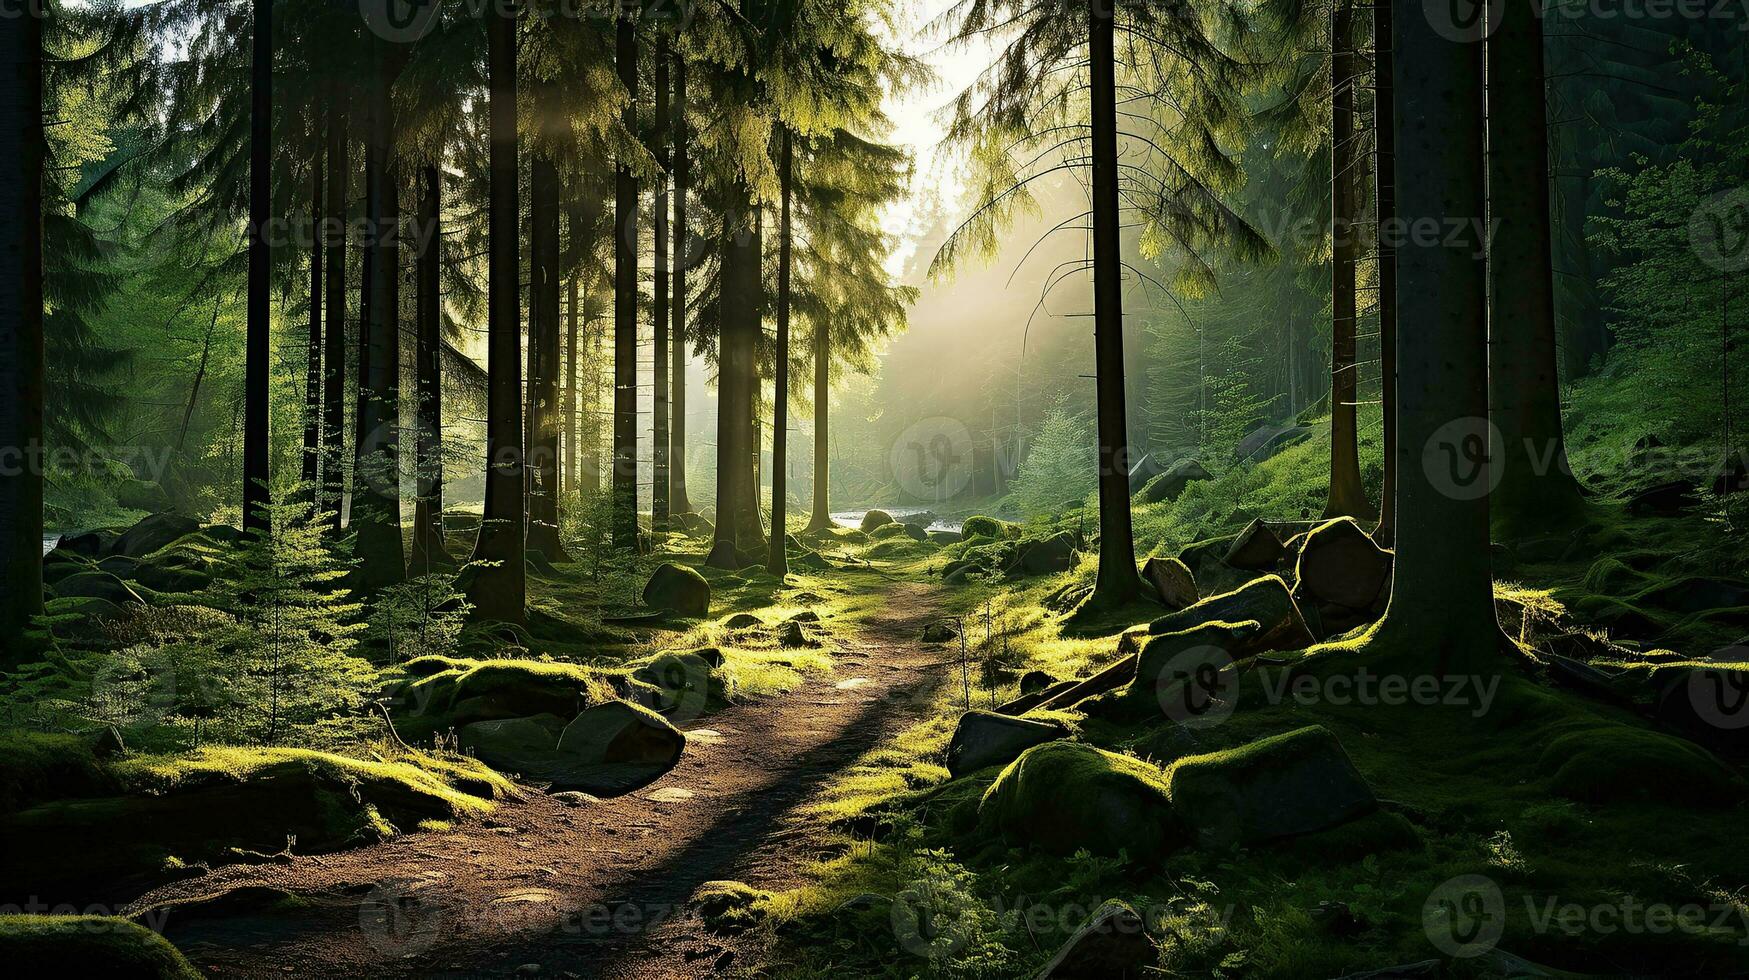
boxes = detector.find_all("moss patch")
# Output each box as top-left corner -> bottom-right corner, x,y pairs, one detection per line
0,915 -> 200,979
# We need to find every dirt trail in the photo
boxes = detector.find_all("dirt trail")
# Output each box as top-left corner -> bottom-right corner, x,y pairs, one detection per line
127,580 -> 953,978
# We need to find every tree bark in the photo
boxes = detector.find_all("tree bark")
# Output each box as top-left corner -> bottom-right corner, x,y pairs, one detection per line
243,0 -> 272,535
1374,0 -> 1398,544
467,0 -> 526,623
564,253 -> 579,499
1486,0 -> 1584,538
1087,0 -> 1140,604
1326,1 -> 1375,520
322,102 -> 348,529
707,192 -> 761,568
670,61 -> 694,515
807,316 -> 831,531
612,12 -> 639,549
0,9 -> 45,660
1364,0 -> 1498,672
769,129 -> 792,576
409,161 -> 451,573
528,155 -> 568,561
351,36 -> 407,592
302,150 -> 324,492
652,36 -> 671,532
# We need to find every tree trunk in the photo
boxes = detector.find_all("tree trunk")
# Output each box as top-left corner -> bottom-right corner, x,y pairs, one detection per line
1486,0 -> 1584,538
243,0 -> 272,535
612,12 -> 639,549
565,261 -> 579,499
807,316 -> 831,531
1326,1 -> 1375,520
351,37 -> 407,593
1363,0 -> 1498,672
707,192 -> 760,568
652,36 -> 671,532
528,155 -> 568,561
409,162 -> 451,573
1087,0 -> 1140,604
467,0 -> 526,623
769,129 -> 792,577
0,9 -> 45,660
322,102 -> 348,529
302,151 -> 324,492
670,61 -> 694,515
1374,0 -> 1398,544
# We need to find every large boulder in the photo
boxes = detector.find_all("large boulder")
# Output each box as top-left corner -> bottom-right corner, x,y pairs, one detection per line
1129,621 -> 1265,712
1034,900 -> 1155,979
109,514 -> 200,559
56,529 -> 117,557
1138,459 -> 1211,504
1235,423 -> 1311,464
978,742 -> 1182,863
1019,531 -> 1079,576
114,478 -> 173,515
858,509 -> 895,532
397,658 -> 597,727
642,562 -> 711,617
1140,556 -> 1198,610
1293,519 -> 1393,638
945,710 -> 1068,777
51,570 -> 144,606
1147,575 -> 1315,653
1166,726 -> 1376,849
960,515 -> 1016,541
0,914 -> 201,979
458,714 -> 570,770
1294,518 -> 1392,610
551,701 -> 687,794
1223,519 -> 1284,570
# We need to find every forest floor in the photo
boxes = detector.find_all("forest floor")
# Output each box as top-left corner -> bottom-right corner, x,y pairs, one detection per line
123,580 -> 955,978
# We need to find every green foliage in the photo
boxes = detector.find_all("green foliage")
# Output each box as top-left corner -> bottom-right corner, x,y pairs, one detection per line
204,486 -> 370,743
370,572 -> 471,664
1004,405 -> 1095,518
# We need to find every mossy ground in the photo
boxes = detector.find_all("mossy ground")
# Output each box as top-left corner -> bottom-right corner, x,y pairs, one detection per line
723,423 -> 1749,978
0,914 -> 201,979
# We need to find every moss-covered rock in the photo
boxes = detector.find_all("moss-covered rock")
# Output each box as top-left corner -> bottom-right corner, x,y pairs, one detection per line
693,880 -> 772,936
978,742 -> 1181,863
642,562 -> 711,617
50,570 -> 145,606
0,747 -> 508,895
1148,575 -> 1315,653
110,514 -> 201,559
869,522 -> 913,540
1140,556 -> 1199,610
946,710 -> 1068,777
394,657 -> 601,730
960,515 -> 1016,541
1033,900 -> 1155,979
1019,531 -> 1079,575
1138,459 -> 1211,504
1537,727 -> 1741,806
859,509 -> 896,532
0,915 -> 200,979
0,730 -> 116,815
1166,726 -> 1376,849
1224,519 -> 1284,570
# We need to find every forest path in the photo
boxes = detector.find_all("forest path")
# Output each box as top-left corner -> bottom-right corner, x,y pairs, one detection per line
127,578 -> 954,978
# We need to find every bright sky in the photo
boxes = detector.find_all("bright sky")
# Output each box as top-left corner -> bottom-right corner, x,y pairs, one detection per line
877,0 -> 998,279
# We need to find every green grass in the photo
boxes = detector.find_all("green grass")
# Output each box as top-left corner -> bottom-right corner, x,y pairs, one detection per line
0,915 -> 201,979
